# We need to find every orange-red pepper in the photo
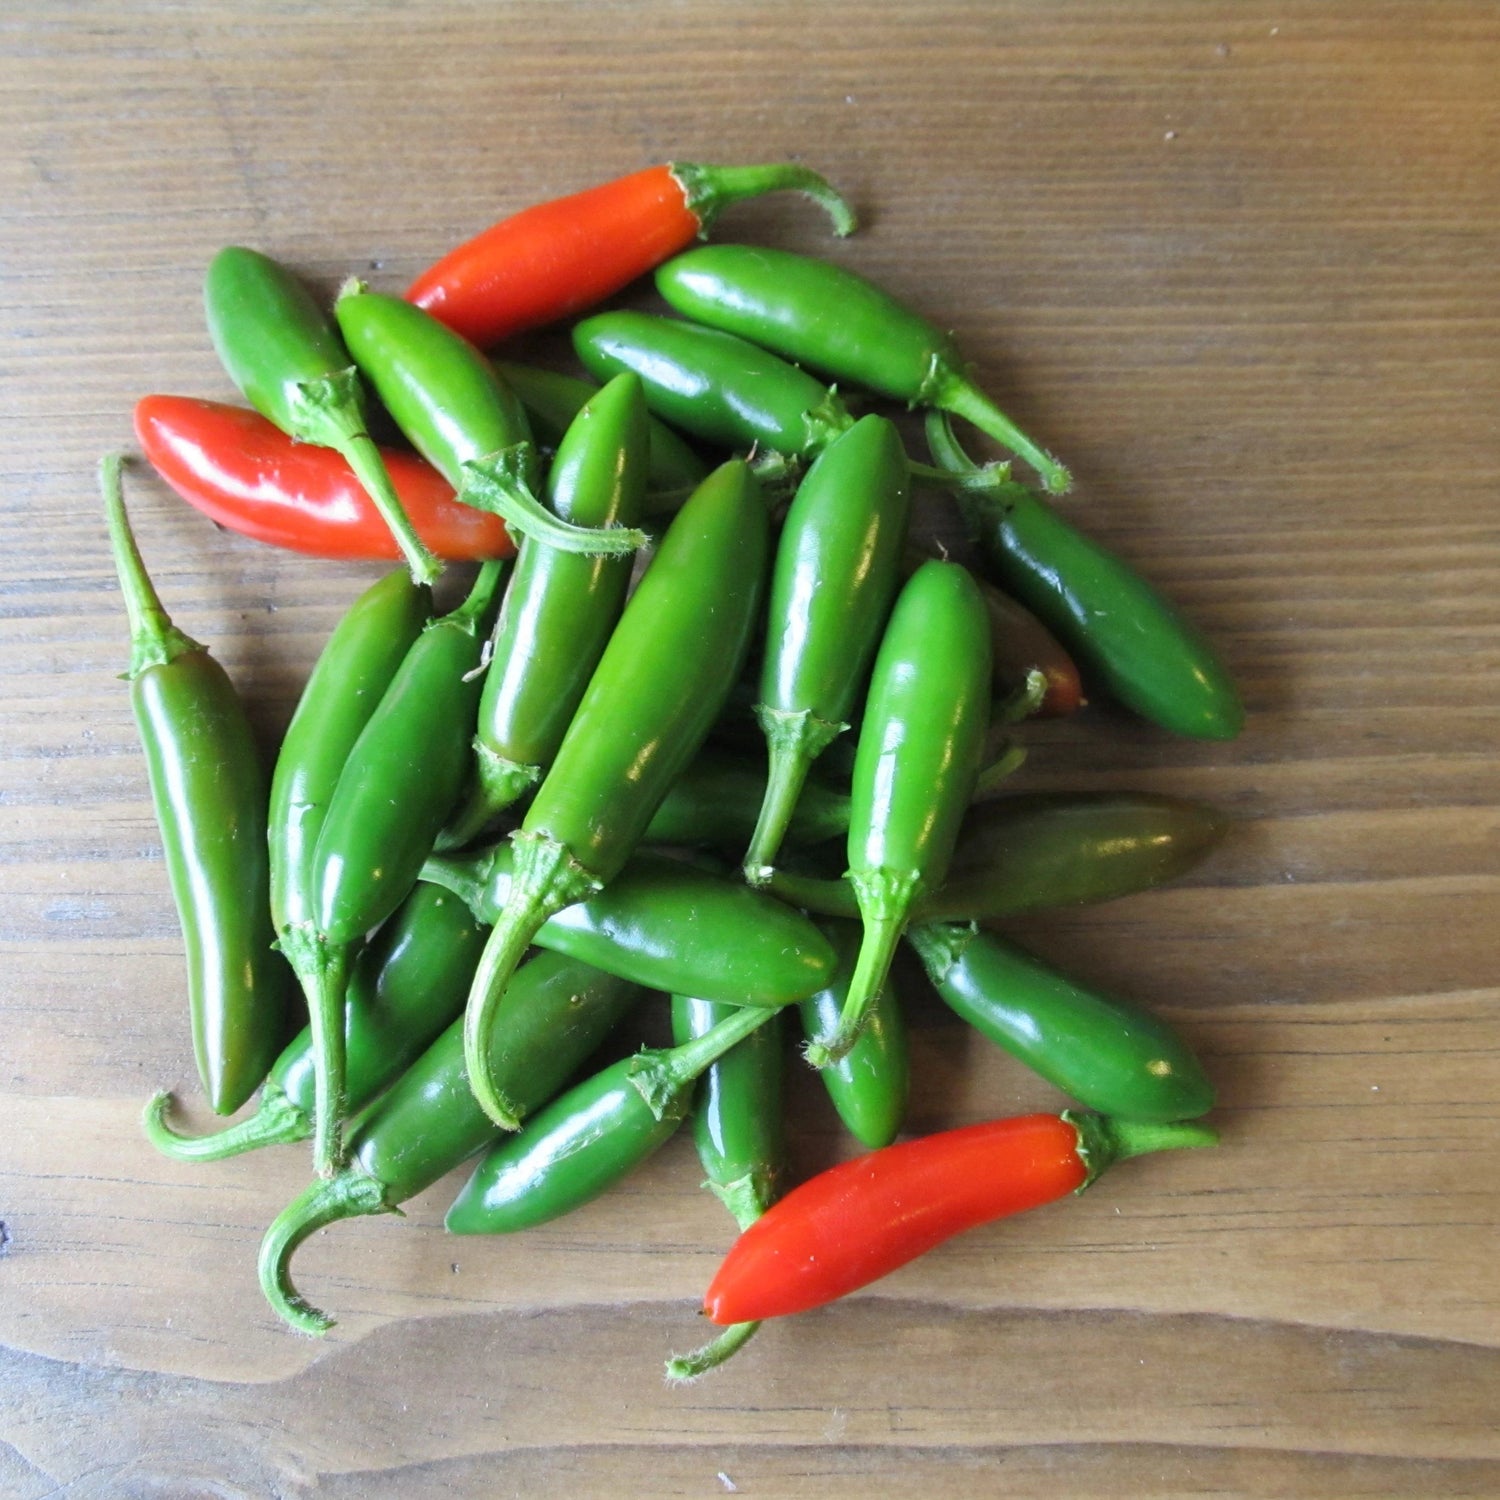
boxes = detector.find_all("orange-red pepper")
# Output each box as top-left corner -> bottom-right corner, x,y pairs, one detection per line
134,396 -> 512,561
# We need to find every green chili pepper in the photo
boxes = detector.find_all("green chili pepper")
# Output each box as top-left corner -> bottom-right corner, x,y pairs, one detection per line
461,460 -> 769,1128
101,457 -> 293,1116
143,882 -> 487,1161
643,750 -> 850,854
282,561 -> 506,1175
656,243 -> 1071,494
664,996 -> 784,1381
203,246 -> 440,583
422,845 -> 834,1013
440,374 -> 651,849
258,949 -> 641,1334
742,414 -> 911,882
334,285 -> 647,557
805,561 -> 991,1067
927,412 -> 1243,740
767,791 -> 1231,923
799,921 -> 908,1149
493,360 -> 708,506
447,1002 -> 776,1234
908,923 -> 1215,1123
268,570 -> 432,941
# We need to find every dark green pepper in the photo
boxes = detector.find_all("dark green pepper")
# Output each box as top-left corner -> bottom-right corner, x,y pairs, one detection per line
268,570 -> 432,941
806,561 -> 991,1066
908,923 -> 1215,1123
799,921 -> 909,1150
102,457 -> 293,1116
143,882 -> 487,1160
461,460 -> 769,1127
334,286 -> 646,557
441,374 -> 651,848
643,750 -> 850,854
665,996 -> 785,1382
258,949 -> 641,1334
203,246 -> 439,582
767,791 -> 1231,923
447,1003 -> 776,1234
422,845 -> 834,1014
493,360 -> 708,506
282,561 -> 505,1175
928,412 -> 1243,740
743,414 -> 911,880
656,243 -> 1070,494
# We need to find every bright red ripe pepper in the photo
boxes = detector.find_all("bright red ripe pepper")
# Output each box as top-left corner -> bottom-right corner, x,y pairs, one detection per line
703,1110 -> 1216,1324
133,396 -> 513,561
406,161 -> 856,349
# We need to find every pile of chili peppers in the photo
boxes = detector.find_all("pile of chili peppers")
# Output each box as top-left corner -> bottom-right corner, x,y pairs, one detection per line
111,159 -> 1236,1380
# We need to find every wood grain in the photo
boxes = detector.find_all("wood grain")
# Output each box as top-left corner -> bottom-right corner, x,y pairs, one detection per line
2,2 -> 1497,1495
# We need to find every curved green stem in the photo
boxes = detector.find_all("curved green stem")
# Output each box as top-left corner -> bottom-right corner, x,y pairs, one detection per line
764,867 -> 861,920
973,740 -> 1027,798
665,1316 -> 763,1382
463,833 -> 602,1128
460,452 -> 649,555
435,745 -> 540,853
628,1005 -> 774,1120
99,455 -> 202,674
142,1086 -> 309,1162
671,161 -> 857,238
291,370 -> 443,584
282,929 -> 352,1177
1067,1108 -> 1220,1190
257,1171 -> 394,1336
931,365 -> 1071,495
743,708 -> 845,882
804,869 -> 918,1067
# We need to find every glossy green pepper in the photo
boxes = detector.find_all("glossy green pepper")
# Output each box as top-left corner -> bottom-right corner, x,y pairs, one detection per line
462,460 -> 769,1127
657,244 -> 1070,495
441,374 -> 651,848
447,1003 -> 776,1234
665,996 -> 785,1382
928,412 -> 1243,740
493,360 -> 708,506
268,570 -> 432,940
422,845 -> 835,1016
283,561 -> 505,1175
767,791 -> 1231,923
102,457 -> 293,1115
258,949 -> 641,1334
143,882 -> 488,1161
334,285 -> 645,557
203,246 -> 439,582
908,923 -> 1215,1123
743,415 -> 911,881
806,561 -> 991,1067
799,921 -> 908,1150
643,750 -> 850,854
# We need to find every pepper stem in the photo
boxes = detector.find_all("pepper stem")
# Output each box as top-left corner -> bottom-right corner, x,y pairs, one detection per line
670,161 -> 858,238
629,1005 -> 775,1120
972,739 -> 1027,798
257,1170 -> 394,1336
763,867 -> 860,921
665,1317 -> 763,1383
99,455 -> 203,676
743,707 -> 846,882
463,832 -> 602,1127
142,1086 -> 310,1162
804,868 -> 920,1067
904,920 -> 977,987
1066,1108 -> 1220,1191
460,451 -> 649,555
290,370 -> 443,584
931,366 -> 1071,496
282,929 -> 352,1177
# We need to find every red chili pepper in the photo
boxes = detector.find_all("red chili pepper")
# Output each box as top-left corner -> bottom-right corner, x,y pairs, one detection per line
703,1110 -> 1216,1324
406,161 -> 856,349
134,396 -> 513,561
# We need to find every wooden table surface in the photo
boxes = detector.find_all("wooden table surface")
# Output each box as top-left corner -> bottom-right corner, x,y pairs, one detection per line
3,4 -> 1497,1496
